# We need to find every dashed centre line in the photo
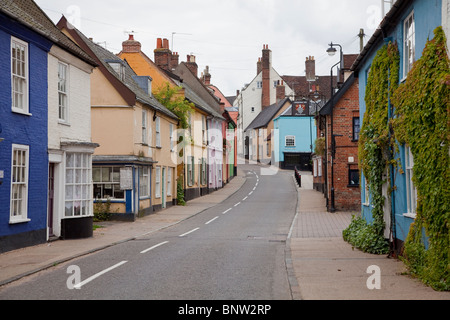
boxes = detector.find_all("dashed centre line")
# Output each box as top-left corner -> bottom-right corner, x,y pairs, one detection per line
205,216 -> 219,225
179,228 -> 200,237
140,241 -> 169,254
222,208 -> 232,214
234,202 -> 241,207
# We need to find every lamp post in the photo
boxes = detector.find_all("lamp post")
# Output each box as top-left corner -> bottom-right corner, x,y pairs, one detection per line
326,42 -> 343,213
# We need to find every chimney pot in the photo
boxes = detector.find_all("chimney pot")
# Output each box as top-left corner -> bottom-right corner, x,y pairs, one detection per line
129,34 -> 134,41
157,38 -> 162,49
163,38 -> 169,49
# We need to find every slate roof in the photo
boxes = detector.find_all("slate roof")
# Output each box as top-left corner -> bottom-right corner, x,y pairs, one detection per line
0,0 -> 97,66
245,97 -> 291,131
320,73 -> 356,116
73,27 -> 178,120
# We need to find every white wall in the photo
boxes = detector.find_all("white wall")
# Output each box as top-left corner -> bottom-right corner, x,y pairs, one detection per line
48,46 -> 94,149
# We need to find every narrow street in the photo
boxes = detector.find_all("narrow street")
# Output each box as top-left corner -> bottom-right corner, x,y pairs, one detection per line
0,165 -> 297,300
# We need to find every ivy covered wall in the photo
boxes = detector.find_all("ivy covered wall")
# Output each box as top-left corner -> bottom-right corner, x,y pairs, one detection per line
348,0 -> 448,291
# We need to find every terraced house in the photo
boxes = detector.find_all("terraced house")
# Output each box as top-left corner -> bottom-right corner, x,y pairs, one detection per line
0,0 -> 97,252
58,17 -> 179,220
351,0 -> 449,288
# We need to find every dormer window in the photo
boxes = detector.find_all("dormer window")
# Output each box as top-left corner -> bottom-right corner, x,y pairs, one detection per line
107,60 -> 125,81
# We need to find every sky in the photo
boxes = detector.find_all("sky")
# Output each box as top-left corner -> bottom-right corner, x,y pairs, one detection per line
35,0 -> 387,97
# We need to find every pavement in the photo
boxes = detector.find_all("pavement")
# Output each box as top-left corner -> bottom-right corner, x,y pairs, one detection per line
0,166 -> 449,300
287,172 -> 450,300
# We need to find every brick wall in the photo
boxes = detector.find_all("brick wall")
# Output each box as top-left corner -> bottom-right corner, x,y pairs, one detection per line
324,78 -> 361,211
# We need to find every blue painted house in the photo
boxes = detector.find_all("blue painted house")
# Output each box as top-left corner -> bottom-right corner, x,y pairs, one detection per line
351,0 -> 445,249
0,0 -> 97,252
273,100 -> 317,171
0,1 -> 52,252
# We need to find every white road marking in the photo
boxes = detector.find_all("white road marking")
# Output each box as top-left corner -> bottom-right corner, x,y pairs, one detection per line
74,261 -> 128,289
205,216 -> 219,225
234,202 -> 241,207
179,228 -> 200,237
249,191 -> 253,196
242,196 -> 248,201
222,208 -> 232,214
140,241 -> 169,254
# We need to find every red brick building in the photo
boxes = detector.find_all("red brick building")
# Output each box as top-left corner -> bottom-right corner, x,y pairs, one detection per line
313,72 -> 361,212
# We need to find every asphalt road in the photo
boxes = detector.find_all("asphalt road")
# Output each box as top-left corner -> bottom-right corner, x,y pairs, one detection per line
0,165 -> 297,300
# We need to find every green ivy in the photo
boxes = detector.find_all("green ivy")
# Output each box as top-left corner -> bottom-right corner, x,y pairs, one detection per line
392,27 -> 450,291
154,83 -> 195,129
344,42 -> 400,254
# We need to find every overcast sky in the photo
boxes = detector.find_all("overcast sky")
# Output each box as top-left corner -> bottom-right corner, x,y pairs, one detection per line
35,0 -> 386,97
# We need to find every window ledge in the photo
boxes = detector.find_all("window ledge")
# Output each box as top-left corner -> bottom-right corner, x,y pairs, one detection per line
403,212 -> 416,219
12,109 -> 32,116
9,218 -> 31,224
58,120 -> 71,126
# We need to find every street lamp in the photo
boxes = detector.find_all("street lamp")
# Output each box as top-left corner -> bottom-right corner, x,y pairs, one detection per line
327,42 -> 343,213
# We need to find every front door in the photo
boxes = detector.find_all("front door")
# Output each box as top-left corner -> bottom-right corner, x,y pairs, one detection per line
48,163 -> 55,237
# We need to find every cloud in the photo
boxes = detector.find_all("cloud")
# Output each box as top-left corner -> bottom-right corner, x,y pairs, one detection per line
36,0 -> 383,96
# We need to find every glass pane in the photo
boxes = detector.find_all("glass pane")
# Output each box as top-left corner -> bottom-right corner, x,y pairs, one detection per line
65,202 -> 73,216
112,167 -> 120,182
67,153 -> 74,167
74,202 -> 81,216
93,167 -> 101,182
102,167 -> 111,182
66,169 -> 74,184
75,154 -> 82,167
114,189 -> 124,199
75,169 -> 82,184
65,185 -> 73,200
93,184 -> 103,199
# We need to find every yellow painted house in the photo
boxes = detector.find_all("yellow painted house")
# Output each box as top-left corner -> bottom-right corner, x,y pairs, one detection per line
58,18 -> 178,220
118,36 -> 220,201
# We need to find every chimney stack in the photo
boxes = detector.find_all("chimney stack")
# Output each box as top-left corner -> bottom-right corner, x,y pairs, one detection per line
185,54 -> 198,77
154,38 -> 172,71
257,57 -> 262,75
305,56 -> 316,82
276,80 -> 285,103
122,34 -> 141,53
201,66 -> 211,85
261,44 -> 272,109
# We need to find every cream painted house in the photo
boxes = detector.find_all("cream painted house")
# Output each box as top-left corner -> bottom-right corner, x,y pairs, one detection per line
47,44 -> 98,239
58,17 -> 178,220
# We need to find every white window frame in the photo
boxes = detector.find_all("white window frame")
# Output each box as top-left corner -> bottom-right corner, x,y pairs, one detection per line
93,166 -> 124,200
65,153 -> 93,217
202,115 -> 207,146
404,146 -> 417,218
142,109 -> 148,145
58,62 -> 69,123
155,166 -> 161,198
285,135 -> 296,147
403,10 -> 415,79
169,123 -> 174,151
167,167 -> 173,197
11,37 -> 29,115
155,116 -> 161,148
139,166 -> 150,198
10,144 -> 30,224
